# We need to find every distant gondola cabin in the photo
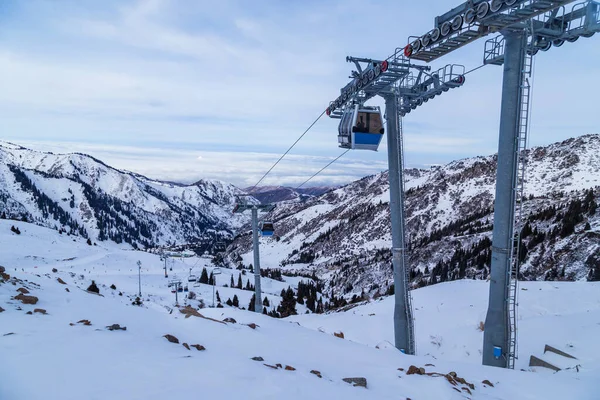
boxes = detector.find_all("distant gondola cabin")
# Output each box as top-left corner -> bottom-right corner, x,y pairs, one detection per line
260,222 -> 274,237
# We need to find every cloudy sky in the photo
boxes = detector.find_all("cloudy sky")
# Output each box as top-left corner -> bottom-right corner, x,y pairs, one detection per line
1,0 -> 598,188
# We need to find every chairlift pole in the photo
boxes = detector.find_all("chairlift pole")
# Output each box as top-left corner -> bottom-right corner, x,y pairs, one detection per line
137,260 -> 142,297
233,198 -> 274,314
213,273 -> 217,307
251,207 -> 262,313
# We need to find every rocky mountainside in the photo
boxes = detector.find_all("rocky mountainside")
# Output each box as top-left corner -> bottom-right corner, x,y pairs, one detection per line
226,134 -> 600,299
244,185 -> 334,204
0,141 -> 250,249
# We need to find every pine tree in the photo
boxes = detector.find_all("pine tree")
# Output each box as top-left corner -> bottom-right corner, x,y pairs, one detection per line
216,290 -> 221,303
232,294 -> 239,307
263,296 -> 270,307
248,293 -> 256,312
237,274 -> 243,289
262,307 -> 267,315
199,268 -> 209,284
209,271 -> 214,285
230,274 -> 235,287
226,298 -> 233,306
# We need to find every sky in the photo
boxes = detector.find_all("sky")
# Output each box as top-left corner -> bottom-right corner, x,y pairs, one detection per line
0,0 -> 598,188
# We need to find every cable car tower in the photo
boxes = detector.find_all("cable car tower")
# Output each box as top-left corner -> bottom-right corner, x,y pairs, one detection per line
398,0 -> 599,368
233,195 -> 275,313
327,50 -> 468,355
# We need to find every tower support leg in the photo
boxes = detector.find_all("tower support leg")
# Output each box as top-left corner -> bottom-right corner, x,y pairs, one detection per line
384,95 -> 414,355
483,30 -> 526,368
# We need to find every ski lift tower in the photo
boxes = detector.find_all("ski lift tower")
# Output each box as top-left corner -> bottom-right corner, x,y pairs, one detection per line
402,0 -> 600,368
233,196 -> 275,314
327,51 -> 469,355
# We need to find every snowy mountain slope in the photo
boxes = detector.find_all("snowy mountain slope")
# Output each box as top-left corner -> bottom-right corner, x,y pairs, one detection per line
227,134 -> 600,297
1,220 -> 598,400
0,141 -> 250,247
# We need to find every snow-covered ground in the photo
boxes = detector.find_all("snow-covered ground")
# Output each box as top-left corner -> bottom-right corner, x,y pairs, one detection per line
1,220 -> 599,399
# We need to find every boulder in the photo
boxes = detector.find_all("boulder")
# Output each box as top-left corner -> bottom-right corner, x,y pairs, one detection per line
33,308 -> 47,315
57,278 -> 67,285
0,306 -> 4,313
14,293 -> 38,305
163,334 -> 179,343
285,365 -> 296,371
182,343 -> 190,350
106,324 -> 126,331
342,377 -> 367,388
334,331 -> 345,339
406,365 -> 424,375
77,319 -> 92,326
482,379 -> 494,387
246,323 -> 258,329
17,287 -> 29,294
251,356 -> 264,362
191,344 -> 205,351
310,370 -> 322,378
223,317 -> 237,323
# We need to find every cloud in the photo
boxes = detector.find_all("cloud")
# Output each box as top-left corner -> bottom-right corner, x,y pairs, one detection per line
1,0 -> 598,188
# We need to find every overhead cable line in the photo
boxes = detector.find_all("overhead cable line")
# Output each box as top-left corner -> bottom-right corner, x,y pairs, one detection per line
295,149 -> 350,190
247,110 -> 326,194
247,61 -> 484,196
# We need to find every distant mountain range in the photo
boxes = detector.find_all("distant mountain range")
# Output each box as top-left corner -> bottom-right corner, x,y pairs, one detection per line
0,141 -> 249,249
244,186 -> 334,204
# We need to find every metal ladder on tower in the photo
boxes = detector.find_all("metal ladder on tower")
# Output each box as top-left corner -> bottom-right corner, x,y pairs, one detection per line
507,38 -> 534,370
397,114 -> 416,355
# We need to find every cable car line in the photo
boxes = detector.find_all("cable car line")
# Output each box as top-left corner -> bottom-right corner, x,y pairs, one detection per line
246,63 -> 487,196
247,109 -> 326,194
295,149 -> 350,190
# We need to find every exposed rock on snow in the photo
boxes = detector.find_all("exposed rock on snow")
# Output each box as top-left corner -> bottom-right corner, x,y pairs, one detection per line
342,377 -> 367,388
106,324 -> 126,331
310,370 -> 322,378
14,293 -> 38,304
163,334 -> 179,343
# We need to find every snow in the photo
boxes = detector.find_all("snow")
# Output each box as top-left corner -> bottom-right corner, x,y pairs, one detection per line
2,220 -> 599,399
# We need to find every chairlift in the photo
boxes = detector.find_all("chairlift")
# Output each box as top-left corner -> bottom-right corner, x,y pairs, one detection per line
337,105 -> 385,151
188,275 -> 198,282
260,221 -> 274,237
214,241 -> 226,253
177,286 -> 183,293
183,286 -> 189,292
